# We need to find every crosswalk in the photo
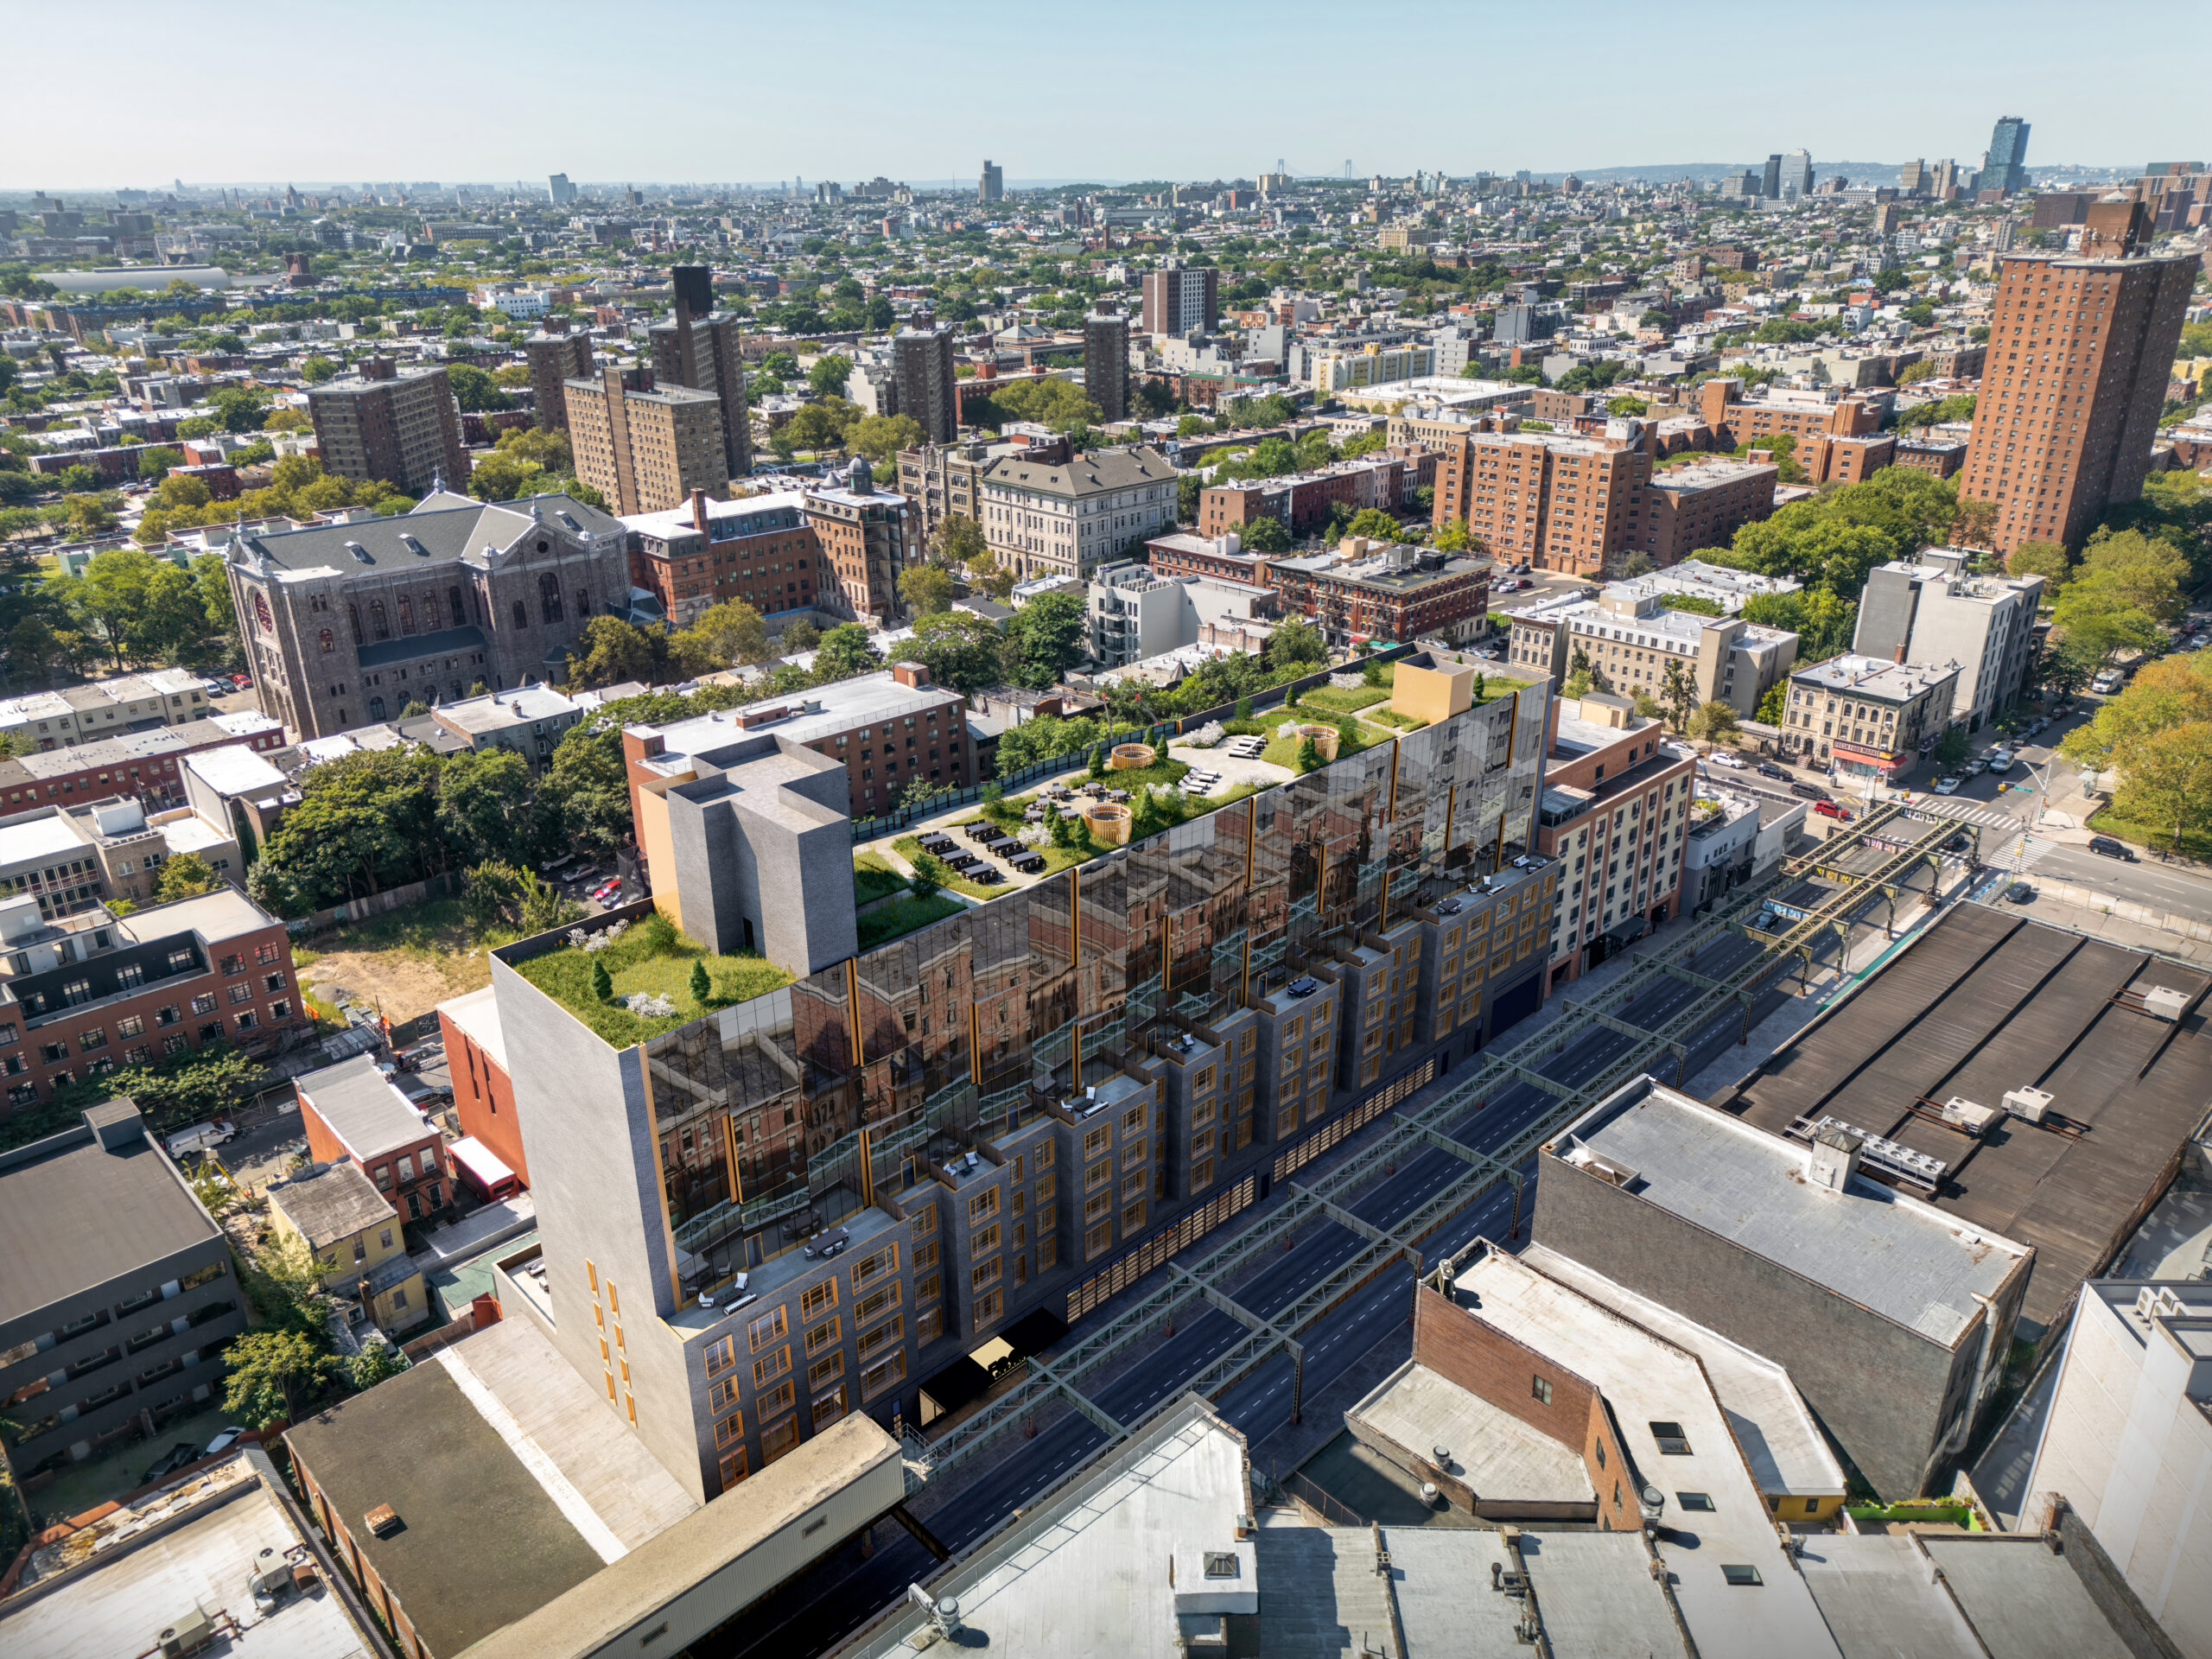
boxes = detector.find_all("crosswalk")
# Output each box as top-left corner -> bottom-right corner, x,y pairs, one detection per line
1903,797 -> 2033,832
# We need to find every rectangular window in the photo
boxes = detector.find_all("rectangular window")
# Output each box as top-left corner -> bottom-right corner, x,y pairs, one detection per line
971,1256 -> 1001,1292
749,1306 -> 788,1353
799,1280 -> 837,1321
804,1316 -> 841,1356
1532,1374 -> 1552,1406
970,1222 -> 1000,1256
703,1336 -> 734,1378
861,1348 -> 906,1401
118,1015 -> 143,1039
856,1314 -> 903,1359
850,1243 -> 897,1289
709,1376 -> 741,1414
1720,1565 -> 1763,1587
1121,1199 -> 1145,1234
1678,1491 -> 1716,1513
807,1349 -> 845,1389
752,1344 -> 791,1388
718,1446 -> 747,1489
713,1409 -> 745,1448
855,1281 -> 900,1325
758,1377 -> 795,1420
1083,1125 -> 1109,1158
1085,1220 -> 1113,1257
1650,1421 -> 1692,1456
968,1187 -> 999,1223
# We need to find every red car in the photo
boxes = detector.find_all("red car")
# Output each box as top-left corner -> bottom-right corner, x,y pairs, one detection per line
1813,799 -> 1853,821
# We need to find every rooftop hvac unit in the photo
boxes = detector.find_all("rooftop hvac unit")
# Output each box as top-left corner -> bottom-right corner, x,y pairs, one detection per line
2142,986 -> 2190,1022
2138,1286 -> 2187,1321
1941,1096 -> 2002,1135
2003,1086 -> 2054,1124
158,1606 -> 215,1657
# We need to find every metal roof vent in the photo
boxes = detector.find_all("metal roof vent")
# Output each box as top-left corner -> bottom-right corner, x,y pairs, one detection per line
2142,986 -> 2189,1022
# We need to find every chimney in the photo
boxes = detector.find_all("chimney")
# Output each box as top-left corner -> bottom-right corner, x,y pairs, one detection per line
690,487 -> 709,533
889,660 -> 930,689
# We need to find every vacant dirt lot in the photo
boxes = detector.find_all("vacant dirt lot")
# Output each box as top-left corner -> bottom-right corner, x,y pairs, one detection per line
295,900 -> 503,1032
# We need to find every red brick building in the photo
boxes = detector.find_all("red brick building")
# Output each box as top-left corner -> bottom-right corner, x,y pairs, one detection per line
1532,693 -> 1695,991
0,714 -> 288,814
1892,436 -> 1968,479
437,984 -> 524,1189
621,486 -> 832,628
296,1052 -> 450,1223
0,887 -> 304,1113
1264,541 -> 1491,648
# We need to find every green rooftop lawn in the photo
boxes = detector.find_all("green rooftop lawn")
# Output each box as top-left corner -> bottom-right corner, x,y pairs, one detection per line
856,893 -> 968,950
1300,684 -> 1389,714
515,910 -> 792,1046
854,852 -> 910,906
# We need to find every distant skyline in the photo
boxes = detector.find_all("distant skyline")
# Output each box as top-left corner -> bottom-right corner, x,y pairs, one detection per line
2,0 -> 2196,191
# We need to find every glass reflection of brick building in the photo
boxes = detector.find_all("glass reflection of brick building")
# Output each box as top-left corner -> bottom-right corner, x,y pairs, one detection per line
485,676 -> 1554,1503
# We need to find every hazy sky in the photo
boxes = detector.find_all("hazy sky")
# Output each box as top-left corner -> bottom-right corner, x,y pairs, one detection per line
4,0 -> 2190,190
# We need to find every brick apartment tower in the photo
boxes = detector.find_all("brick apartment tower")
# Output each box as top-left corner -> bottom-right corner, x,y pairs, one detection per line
1141,264 -> 1219,337
1084,312 -> 1129,423
524,320 -> 593,434
648,264 -> 753,482
305,361 -> 467,497
894,323 -> 958,443
565,363 -> 727,517
1959,200 -> 2196,553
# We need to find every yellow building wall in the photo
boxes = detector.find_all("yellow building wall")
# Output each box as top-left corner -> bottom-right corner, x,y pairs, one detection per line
1392,662 -> 1476,726
635,772 -> 694,934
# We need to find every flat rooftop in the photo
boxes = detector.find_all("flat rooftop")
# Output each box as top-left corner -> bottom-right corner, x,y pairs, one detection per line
1521,1243 -> 1843,1497
0,1452 -> 378,1659
283,1316 -> 696,1656
1712,903 -> 2212,1337
835,1395 -> 1253,1657
438,982 -> 509,1071
1554,1077 -> 2027,1348
184,743 -> 289,797
113,883 -> 273,946
1789,653 -> 1958,701
0,814 -> 86,869
0,1113 -> 219,1321
1452,1248 -> 1836,1658
296,1053 -> 432,1161
633,668 -> 959,772
1351,1361 -> 1591,1502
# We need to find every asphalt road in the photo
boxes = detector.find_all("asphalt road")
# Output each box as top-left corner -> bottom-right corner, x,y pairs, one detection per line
2027,842 -> 2212,921
710,900 -> 1872,1659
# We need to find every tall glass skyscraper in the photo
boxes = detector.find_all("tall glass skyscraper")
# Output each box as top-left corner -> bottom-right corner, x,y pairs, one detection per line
1984,116 -> 2031,194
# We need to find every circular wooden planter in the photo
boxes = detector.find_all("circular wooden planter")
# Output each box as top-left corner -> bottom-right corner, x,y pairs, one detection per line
1108,743 -> 1156,770
1299,724 -> 1340,761
1084,803 -> 1132,845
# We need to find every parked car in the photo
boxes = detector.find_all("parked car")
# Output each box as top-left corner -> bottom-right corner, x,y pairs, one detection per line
1812,799 -> 1853,821
1962,758 -> 1989,777
1788,780 -> 1830,801
2092,668 -> 2125,694
1708,751 -> 1746,769
164,1119 -> 236,1159
140,1441 -> 200,1484
1754,761 -> 1789,781
2087,836 -> 2137,861
1932,776 -> 1961,794
1986,749 -> 2015,772
2006,881 -> 2036,905
204,1426 -> 248,1457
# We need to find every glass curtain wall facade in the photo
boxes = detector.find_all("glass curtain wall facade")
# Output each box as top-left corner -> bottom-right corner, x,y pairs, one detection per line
497,684 -> 1551,1496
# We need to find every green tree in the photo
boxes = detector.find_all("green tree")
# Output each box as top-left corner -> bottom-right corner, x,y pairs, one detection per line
1004,590 -> 1088,688
2115,721 -> 2212,853
690,958 -> 713,1004
346,1342 -> 410,1391
2006,540 -> 2069,588
1269,615 -> 1329,669
193,552 -> 238,642
1931,725 -> 1971,768
436,747 -> 537,867
785,397 -> 860,452
154,852 -> 220,901
1754,681 -> 1787,724
689,599 -> 772,665
779,619 -> 821,655
591,957 -> 613,1001
909,852 -> 950,899
808,354 -> 854,397
467,448 -> 546,503
565,615 -> 659,688
1296,735 -> 1323,772
136,445 -> 184,480
445,365 -> 511,412
847,412 -> 923,466
812,621 -> 885,684
222,1328 -> 334,1428
904,610 -> 1002,696
1344,507 -> 1401,543
899,562 -> 956,616
935,514 -> 988,568
209,386 -> 270,433
1238,515 -> 1291,553
2077,529 -> 2188,621
1686,699 -> 1740,746
301,354 -> 338,385
1658,658 -> 1698,733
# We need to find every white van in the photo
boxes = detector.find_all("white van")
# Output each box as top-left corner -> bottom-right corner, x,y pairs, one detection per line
165,1120 -> 236,1159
